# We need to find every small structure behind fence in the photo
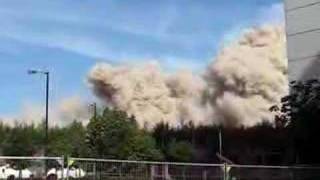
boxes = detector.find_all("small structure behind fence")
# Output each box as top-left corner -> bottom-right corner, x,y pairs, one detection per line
1,156 -> 320,179
0,156 -> 64,179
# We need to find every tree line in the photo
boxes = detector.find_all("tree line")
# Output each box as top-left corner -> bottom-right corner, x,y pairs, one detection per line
0,80 -> 319,165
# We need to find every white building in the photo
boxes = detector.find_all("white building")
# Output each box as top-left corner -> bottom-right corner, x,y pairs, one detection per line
285,0 -> 320,81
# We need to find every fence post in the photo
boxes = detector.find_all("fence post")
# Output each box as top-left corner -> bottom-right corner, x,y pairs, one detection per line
61,156 -> 65,180
150,165 -> 155,180
66,157 -> 70,180
164,163 -> 169,180
99,162 -> 102,180
93,162 -> 97,180
290,167 -> 294,180
202,170 -> 207,180
224,163 -> 227,180
19,169 -> 22,180
119,162 -> 123,179
182,167 -> 186,180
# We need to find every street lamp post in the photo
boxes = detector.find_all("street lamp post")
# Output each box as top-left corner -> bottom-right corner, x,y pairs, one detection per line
44,71 -> 49,157
28,69 -> 50,173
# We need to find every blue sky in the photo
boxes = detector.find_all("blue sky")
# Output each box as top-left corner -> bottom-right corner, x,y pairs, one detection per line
0,0 -> 283,118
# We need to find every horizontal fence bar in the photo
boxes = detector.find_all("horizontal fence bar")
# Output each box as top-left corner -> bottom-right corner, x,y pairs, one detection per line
69,157 -> 223,167
230,164 -> 320,170
70,157 -> 320,170
1,156 -> 320,170
0,156 -> 62,160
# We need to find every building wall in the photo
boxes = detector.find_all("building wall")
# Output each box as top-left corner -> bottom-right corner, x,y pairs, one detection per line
285,0 -> 320,81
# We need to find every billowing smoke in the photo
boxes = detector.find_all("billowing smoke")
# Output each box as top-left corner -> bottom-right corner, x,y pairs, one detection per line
206,25 -> 288,126
0,96 -> 90,127
57,96 -> 91,125
87,63 -> 211,128
88,25 -> 287,128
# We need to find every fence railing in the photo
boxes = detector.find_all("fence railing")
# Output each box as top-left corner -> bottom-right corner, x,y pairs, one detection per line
228,164 -> 320,180
68,157 -> 320,180
1,156 -> 320,180
69,157 -> 223,180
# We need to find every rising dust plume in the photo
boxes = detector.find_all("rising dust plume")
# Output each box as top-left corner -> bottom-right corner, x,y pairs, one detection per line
88,25 -> 288,128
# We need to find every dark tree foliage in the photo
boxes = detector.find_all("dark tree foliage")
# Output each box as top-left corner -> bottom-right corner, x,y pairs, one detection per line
2,124 -> 43,156
152,121 -> 289,164
86,108 -> 163,161
0,121 -> 89,157
48,121 -> 89,157
271,79 -> 320,164
167,140 -> 194,162
0,122 -> 10,147
0,104 -> 303,165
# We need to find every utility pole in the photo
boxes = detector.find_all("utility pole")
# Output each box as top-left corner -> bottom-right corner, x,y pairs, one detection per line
219,128 -> 223,156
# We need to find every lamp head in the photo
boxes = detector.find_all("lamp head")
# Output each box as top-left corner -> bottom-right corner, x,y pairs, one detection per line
28,69 -> 49,75
28,70 -> 38,74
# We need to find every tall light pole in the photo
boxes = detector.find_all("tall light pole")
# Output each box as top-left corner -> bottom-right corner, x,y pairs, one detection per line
28,69 -> 50,157
90,102 -> 97,120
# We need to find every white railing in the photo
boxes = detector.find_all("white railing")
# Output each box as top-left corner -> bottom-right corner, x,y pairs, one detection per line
69,157 -> 223,180
69,157 -> 320,180
1,156 -> 320,180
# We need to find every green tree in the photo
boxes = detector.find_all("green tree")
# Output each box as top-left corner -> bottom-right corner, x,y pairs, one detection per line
119,132 -> 163,160
0,123 -> 9,148
48,121 -> 89,157
0,123 -> 9,154
271,79 -> 320,164
2,124 -> 42,156
66,121 -> 89,157
48,126 -> 73,156
86,108 -> 163,160
167,140 -> 194,162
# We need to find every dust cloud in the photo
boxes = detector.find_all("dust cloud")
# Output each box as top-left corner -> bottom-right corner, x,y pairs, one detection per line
88,25 -> 288,128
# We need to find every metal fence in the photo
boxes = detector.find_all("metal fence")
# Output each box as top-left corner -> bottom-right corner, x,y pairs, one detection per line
1,156 -> 320,180
69,157 -> 223,180
228,164 -> 320,180
0,156 -> 64,180
69,158 -> 320,180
